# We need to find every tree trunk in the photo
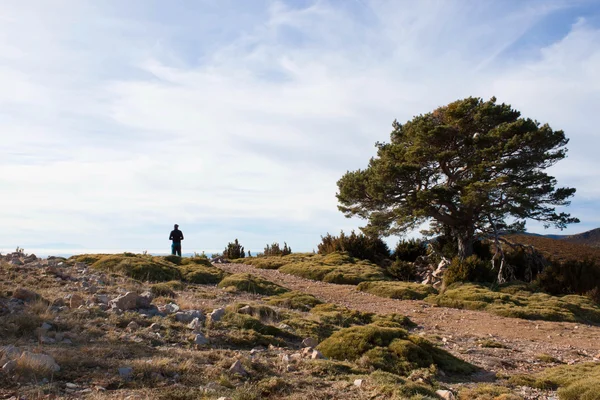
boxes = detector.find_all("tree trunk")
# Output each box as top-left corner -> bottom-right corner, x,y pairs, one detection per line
456,231 -> 474,259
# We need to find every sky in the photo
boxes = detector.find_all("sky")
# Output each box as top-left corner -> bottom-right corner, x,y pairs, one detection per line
1,0 -> 600,254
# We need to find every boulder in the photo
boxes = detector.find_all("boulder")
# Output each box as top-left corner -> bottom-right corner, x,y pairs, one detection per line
163,303 -> 180,314
118,366 -> 133,379
310,349 -> 325,360
136,291 -> 153,308
228,360 -> 248,376
19,351 -> 60,372
187,318 -> 203,332
436,390 -> 456,400
69,294 -> 84,308
109,292 -> 139,311
208,308 -> 225,322
302,338 -> 318,348
10,258 -> 23,266
94,294 -> 110,304
175,310 -> 202,323
193,333 -> 208,346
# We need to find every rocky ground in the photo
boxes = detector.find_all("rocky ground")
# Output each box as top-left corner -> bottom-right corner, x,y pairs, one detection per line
0,252 -> 599,399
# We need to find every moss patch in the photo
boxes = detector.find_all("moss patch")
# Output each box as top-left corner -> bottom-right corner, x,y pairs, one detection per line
428,282 -> 600,323
90,254 -> 181,282
358,281 -> 438,300
217,273 -> 288,295
266,291 -> 322,311
317,325 -> 477,376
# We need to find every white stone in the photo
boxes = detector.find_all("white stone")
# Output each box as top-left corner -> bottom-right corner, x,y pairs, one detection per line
354,379 -> 364,387
208,308 -> 225,322
187,318 -> 203,332
229,360 -> 248,375
302,338 -> 318,348
436,390 -> 456,400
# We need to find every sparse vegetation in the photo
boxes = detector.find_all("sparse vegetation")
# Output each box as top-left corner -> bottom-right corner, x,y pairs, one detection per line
318,231 -> 391,265
217,273 -> 288,295
263,242 -> 292,256
428,282 -> 600,323
357,281 -> 438,300
224,239 -> 245,260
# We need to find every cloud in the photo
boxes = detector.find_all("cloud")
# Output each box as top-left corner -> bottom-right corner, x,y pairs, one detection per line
1,0 -> 599,253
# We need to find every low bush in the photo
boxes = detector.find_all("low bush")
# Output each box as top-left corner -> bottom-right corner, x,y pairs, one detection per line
265,291 -> 322,311
393,239 -> 427,262
443,255 -> 496,286
318,231 -> 390,265
90,254 -> 181,282
217,273 -> 288,296
357,281 -> 438,300
223,239 -> 245,259
384,259 -> 417,281
317,324 -> 476,376
179,263 -> 227,284
428,282 -> 600,323
278,252 -> 388,285
509,363 -> 600,399
150,281 -> 184,298
535,258 -> 600,302
263,242 -> 292,256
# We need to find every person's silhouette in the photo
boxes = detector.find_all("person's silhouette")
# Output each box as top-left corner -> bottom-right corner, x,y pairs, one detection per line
169,224 -> 184,256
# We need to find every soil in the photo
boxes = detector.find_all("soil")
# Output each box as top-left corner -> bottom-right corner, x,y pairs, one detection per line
219,262 -> 600,377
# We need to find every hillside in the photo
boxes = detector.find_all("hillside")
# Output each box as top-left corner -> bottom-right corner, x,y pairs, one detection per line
560,228 -> 600,248
507,233 -> 600,263
1,251 -> 600,399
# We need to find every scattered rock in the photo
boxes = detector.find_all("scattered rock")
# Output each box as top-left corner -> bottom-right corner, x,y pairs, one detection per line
187,318 -> 203,332
163,302 -> 180,314
127,321 -> 139,331
41,322 -> 53,331
2,360 -> 17,373
193,333 -> 208,346
310,349 -> 325,360
19,351 -> 60,372
13,288 -> 40,302
176,310 -> 203,323
354,379 -> 364,388
471,370 -> 497,382
69,294 -> 84,308
118,367 -> 133,379
302,338 -> 318,348
150,323 -> 161,331
94,294 -> 110,304
109,292 -> 139,311
136,292 -> 153,309
229,360 -> 248,376
208,308 -> 225,322
436,390 -> 456,400
10,258 -> 24,266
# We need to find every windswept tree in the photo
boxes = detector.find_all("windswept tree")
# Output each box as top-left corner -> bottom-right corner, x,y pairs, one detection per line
337,97 -> 578,261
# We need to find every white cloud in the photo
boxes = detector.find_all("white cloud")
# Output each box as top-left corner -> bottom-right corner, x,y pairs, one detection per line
0,0 -> 598,253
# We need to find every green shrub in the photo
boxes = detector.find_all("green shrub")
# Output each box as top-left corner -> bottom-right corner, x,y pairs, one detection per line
358,281 -> 438,300
263,242 -> 292,256
317,325 -> 476,376
179,263 -> 227,284
217,273 -> 288,295
311,304 -> 374,327
393,239 -> 427,262
443,255 -> 495,286
318,231 -> 390,265
91,254 -> 182,282
428,282 -> 600,323
535,258 -> 600,301
220,312 -> 283,336
150,281 -> 183,298
384,259 -> 417,281
266,291 -> 322,311
224,239 -> 245,259
279,252 -> 388,285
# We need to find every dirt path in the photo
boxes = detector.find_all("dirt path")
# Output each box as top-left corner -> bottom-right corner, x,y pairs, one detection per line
219,263 -> 600,375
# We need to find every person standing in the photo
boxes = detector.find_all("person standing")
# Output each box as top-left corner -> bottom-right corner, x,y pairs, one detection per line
169,224 -> 184,256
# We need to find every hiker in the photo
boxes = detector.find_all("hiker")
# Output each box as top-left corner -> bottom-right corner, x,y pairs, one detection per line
169,224 -> 184,256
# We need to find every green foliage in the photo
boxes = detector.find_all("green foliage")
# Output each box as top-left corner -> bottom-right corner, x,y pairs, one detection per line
444,255 -> 495,286
150,281 -> 183,298
535,258 -> 600,302
179,263 -> 227,284
393,239 -> 427,262
384,259 -> 418,281
217,273 -> 288,295
510,363 -> 600,398
357,281 -> 438,300
428,282 -> 600,323
318,230 -> 390,264
90,254 -> 181,282
278,252 -> 388,285
266,291 -> 322,311
311,303 -> 375,327
317,324 -> 476,376
220,312 -> 283,336
224,239 -> 245,260
263,242 -> 292,256
337,97 -> 578,259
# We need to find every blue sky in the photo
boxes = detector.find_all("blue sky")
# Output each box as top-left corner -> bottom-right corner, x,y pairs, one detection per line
1,0 -> 599,254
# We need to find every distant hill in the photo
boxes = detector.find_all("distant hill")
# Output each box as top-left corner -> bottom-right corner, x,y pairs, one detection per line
558,228 -> 600,248
507,232 -> 600,263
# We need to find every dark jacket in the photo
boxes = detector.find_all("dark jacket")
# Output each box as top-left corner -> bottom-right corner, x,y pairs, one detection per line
169,229 -> 184,243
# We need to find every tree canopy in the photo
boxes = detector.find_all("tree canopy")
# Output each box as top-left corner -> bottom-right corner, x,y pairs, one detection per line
337,97 -> 579,258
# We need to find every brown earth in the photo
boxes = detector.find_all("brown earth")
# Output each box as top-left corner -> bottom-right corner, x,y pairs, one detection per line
220,262 -> 600,377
